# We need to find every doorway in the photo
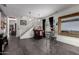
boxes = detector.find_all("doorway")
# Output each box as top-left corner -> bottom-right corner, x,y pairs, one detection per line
8,18 -> 17,37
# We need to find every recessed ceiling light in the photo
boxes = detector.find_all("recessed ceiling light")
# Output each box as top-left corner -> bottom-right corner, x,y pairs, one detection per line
38,19 -> 40,21
29,19 -> 32,21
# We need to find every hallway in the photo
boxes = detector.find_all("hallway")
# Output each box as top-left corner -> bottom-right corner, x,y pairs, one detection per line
3,36 -> 79,55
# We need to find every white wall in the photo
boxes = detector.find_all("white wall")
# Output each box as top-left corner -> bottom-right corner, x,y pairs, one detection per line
45,5 -> 79,47
16,17 -> 20,37
9,20 -> 16,25
16,16 -> 42,39
7,18 -> 10,39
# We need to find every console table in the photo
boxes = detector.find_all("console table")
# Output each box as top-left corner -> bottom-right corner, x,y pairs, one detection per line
33,30 -> 43,39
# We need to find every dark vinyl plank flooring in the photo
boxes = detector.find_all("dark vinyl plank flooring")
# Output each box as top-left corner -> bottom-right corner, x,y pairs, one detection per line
3,36 -> 79,55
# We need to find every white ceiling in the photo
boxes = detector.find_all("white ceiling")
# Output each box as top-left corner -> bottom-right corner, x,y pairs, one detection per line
0,4 -> 77,18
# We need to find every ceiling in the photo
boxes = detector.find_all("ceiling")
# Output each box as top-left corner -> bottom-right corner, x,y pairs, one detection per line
0,4 -> 77,18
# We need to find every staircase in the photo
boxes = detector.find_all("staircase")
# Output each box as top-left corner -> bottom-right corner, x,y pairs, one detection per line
20,19 -> 40,39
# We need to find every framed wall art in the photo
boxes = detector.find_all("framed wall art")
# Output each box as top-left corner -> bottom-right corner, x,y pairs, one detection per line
20,20 -> 27,25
